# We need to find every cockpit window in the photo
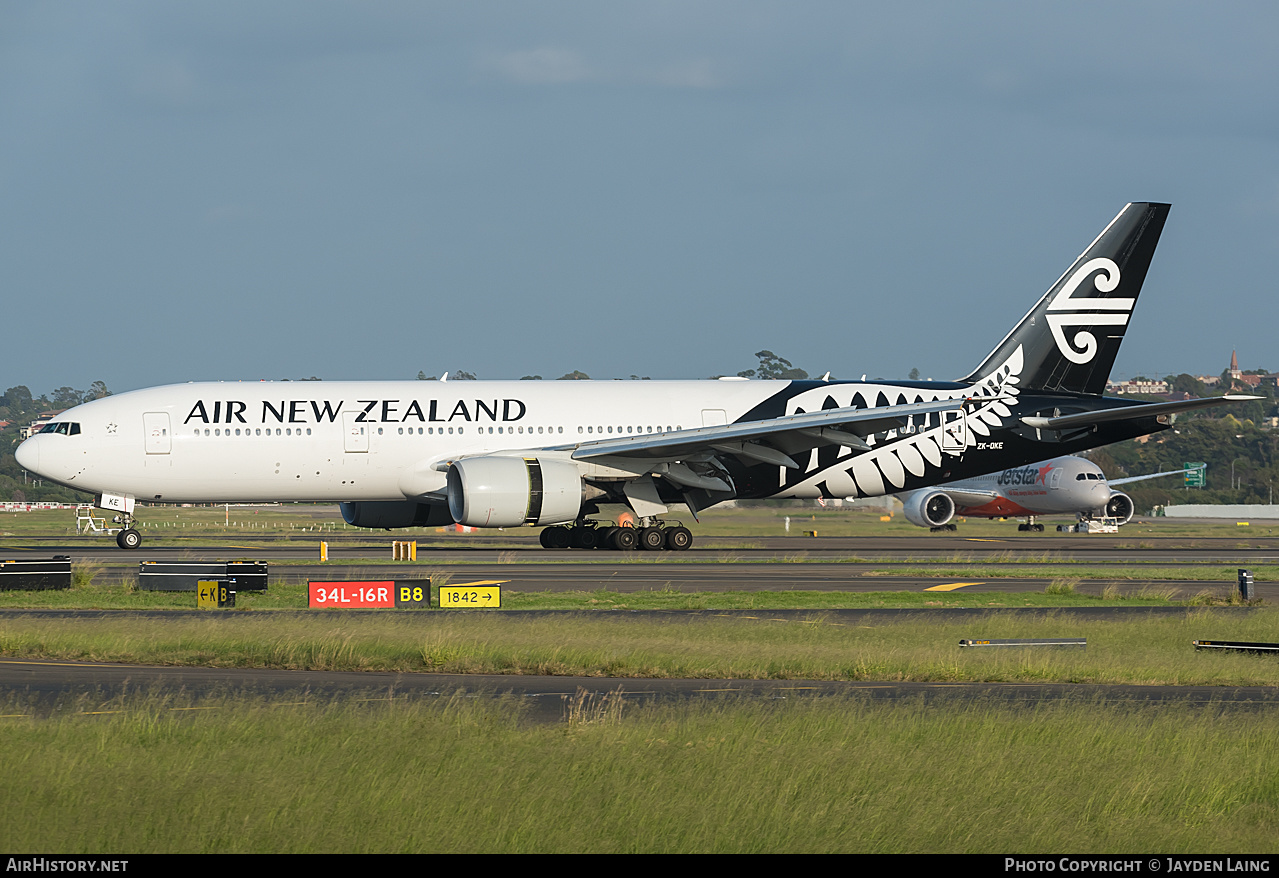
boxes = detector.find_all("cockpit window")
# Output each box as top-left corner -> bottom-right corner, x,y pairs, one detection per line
38,422 -> 79,436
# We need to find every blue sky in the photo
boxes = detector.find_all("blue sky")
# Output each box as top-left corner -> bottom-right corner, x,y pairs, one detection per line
3,1 -> 1276,393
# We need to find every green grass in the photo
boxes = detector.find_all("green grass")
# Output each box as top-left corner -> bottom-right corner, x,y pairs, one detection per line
2,694 -> 1275,853
4,608 -> 1277,686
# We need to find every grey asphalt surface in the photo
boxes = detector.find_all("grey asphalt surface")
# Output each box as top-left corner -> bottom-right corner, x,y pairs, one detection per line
3,533 -> 1276,599
5,659 -> 1278,724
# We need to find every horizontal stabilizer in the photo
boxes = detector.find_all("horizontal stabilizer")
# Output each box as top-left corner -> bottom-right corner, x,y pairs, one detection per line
1019,395 -> 1258,431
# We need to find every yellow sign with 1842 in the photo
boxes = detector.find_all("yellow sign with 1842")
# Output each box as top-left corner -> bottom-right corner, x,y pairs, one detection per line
439,581 -> 505,609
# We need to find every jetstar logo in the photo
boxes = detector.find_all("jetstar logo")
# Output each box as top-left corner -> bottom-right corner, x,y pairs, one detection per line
997,464 -> 1053,486
1045,257 -> 1132,364
183,398 -> 528,425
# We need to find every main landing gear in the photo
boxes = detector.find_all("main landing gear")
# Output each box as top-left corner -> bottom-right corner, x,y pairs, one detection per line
1017,517 -> 1045,532
539,520 -> 694,551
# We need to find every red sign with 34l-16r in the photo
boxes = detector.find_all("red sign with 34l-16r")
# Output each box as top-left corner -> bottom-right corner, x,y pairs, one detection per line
307,580 -> 430,608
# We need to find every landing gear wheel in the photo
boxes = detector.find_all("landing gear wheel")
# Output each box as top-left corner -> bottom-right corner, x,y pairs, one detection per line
638,526 -> 666,551
611,527 -> 638,550
665,526 -> 693,551
540,526 -> 572,549
117,528 -> 142,550
570,526 -> 599,550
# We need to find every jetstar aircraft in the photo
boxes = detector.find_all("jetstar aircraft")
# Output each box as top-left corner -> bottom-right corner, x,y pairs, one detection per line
898,455 -> 1197,532
16,202 -> 1254,551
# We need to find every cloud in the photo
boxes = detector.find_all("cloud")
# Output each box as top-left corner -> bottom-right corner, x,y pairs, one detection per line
645,59 -> 723,90
482,47 -> 594,84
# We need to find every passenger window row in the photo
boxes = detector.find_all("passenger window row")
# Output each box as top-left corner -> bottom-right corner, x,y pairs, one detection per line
193,428 -> 312,436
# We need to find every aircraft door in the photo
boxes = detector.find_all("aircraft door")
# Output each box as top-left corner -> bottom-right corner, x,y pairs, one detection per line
342,411 -> 369,453
940,408 -> 967,452
1050,468 -> 1062,489
143,412 -> 171,455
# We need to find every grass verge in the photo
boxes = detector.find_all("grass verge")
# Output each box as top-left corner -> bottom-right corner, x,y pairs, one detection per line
1,693 -> 1276,853
3,608 -> 1277,686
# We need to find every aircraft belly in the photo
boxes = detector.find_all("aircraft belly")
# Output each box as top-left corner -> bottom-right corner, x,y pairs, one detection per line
958,498 -> 1034,518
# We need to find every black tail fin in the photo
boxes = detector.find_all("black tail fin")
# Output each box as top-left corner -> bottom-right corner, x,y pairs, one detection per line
964,202 -> 1171,396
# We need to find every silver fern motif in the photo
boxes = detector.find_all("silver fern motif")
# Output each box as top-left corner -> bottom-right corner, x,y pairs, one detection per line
780,345 -> 1023,498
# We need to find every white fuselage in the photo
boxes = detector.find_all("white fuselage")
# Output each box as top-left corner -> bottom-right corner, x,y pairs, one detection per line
936,455 -> 1114,518
18,378 -> 971,504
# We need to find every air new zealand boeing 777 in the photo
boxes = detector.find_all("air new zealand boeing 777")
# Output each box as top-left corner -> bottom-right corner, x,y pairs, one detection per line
16,202 -> 1252,550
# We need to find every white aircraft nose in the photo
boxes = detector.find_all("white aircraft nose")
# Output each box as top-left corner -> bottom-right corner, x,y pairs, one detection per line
14,437 -> 38,473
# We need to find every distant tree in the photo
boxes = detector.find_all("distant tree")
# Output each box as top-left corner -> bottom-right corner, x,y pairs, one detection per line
909,367 -> 921,380
737,350 -> 807,380
629,375 -> 650,380
51,387 -> 82,408
2,387 -> 33,411
299,376 -> 322,381
1168,373 -> 1208,398
453,370 -> 478,381
417,371 -> 436,380
520,375 -> 543,380
86,381 -> 111,400
557,371 -> 590,380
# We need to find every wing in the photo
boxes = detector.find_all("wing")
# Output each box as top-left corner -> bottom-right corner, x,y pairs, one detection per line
569,397 -> 964,466
932,487 -> 1002,508
1109,465 -> 1201,488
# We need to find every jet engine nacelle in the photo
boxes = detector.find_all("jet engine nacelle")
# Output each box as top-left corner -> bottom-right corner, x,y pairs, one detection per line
1102,491 -> 1135,525
903,489 -> 956,528
340,500 -> 454,530
447,456 -> 583,528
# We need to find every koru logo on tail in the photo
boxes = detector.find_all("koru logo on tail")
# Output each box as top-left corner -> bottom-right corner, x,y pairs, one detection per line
1045,257 -> 1131,364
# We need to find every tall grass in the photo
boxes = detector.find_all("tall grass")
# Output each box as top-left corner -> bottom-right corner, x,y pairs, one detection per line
3,609 -> 1278,686
1,694 -> 1275,853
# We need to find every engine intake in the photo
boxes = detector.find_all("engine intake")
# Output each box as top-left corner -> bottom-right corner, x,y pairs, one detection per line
447,456 -> 583,528
903,490 -> 956,528
1103,491 -> 1135,525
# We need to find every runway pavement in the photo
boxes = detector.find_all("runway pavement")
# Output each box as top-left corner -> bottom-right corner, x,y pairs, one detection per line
3,532 -> 1275,598
4,658 -> 1277,723
9,531 -> 1279,563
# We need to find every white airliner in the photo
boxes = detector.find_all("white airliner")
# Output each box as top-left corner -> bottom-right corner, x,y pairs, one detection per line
15,202 -> 1253,550
898,456 -> 1195,532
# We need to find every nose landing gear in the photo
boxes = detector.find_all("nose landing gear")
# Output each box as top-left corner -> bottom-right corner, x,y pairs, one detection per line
112,514 -> 142,549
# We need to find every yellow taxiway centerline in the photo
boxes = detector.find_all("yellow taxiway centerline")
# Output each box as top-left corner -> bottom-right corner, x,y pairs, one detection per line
923,582 -> 985,592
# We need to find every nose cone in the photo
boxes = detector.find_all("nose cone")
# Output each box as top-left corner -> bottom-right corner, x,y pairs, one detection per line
14,437 -> 39,474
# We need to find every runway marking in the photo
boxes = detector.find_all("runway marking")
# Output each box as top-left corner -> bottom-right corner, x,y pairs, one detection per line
923,582 -> 984,592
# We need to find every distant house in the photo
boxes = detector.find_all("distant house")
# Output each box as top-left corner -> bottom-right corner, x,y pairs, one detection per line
20,409 -> 67,440
1105,379 -> 1169,396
